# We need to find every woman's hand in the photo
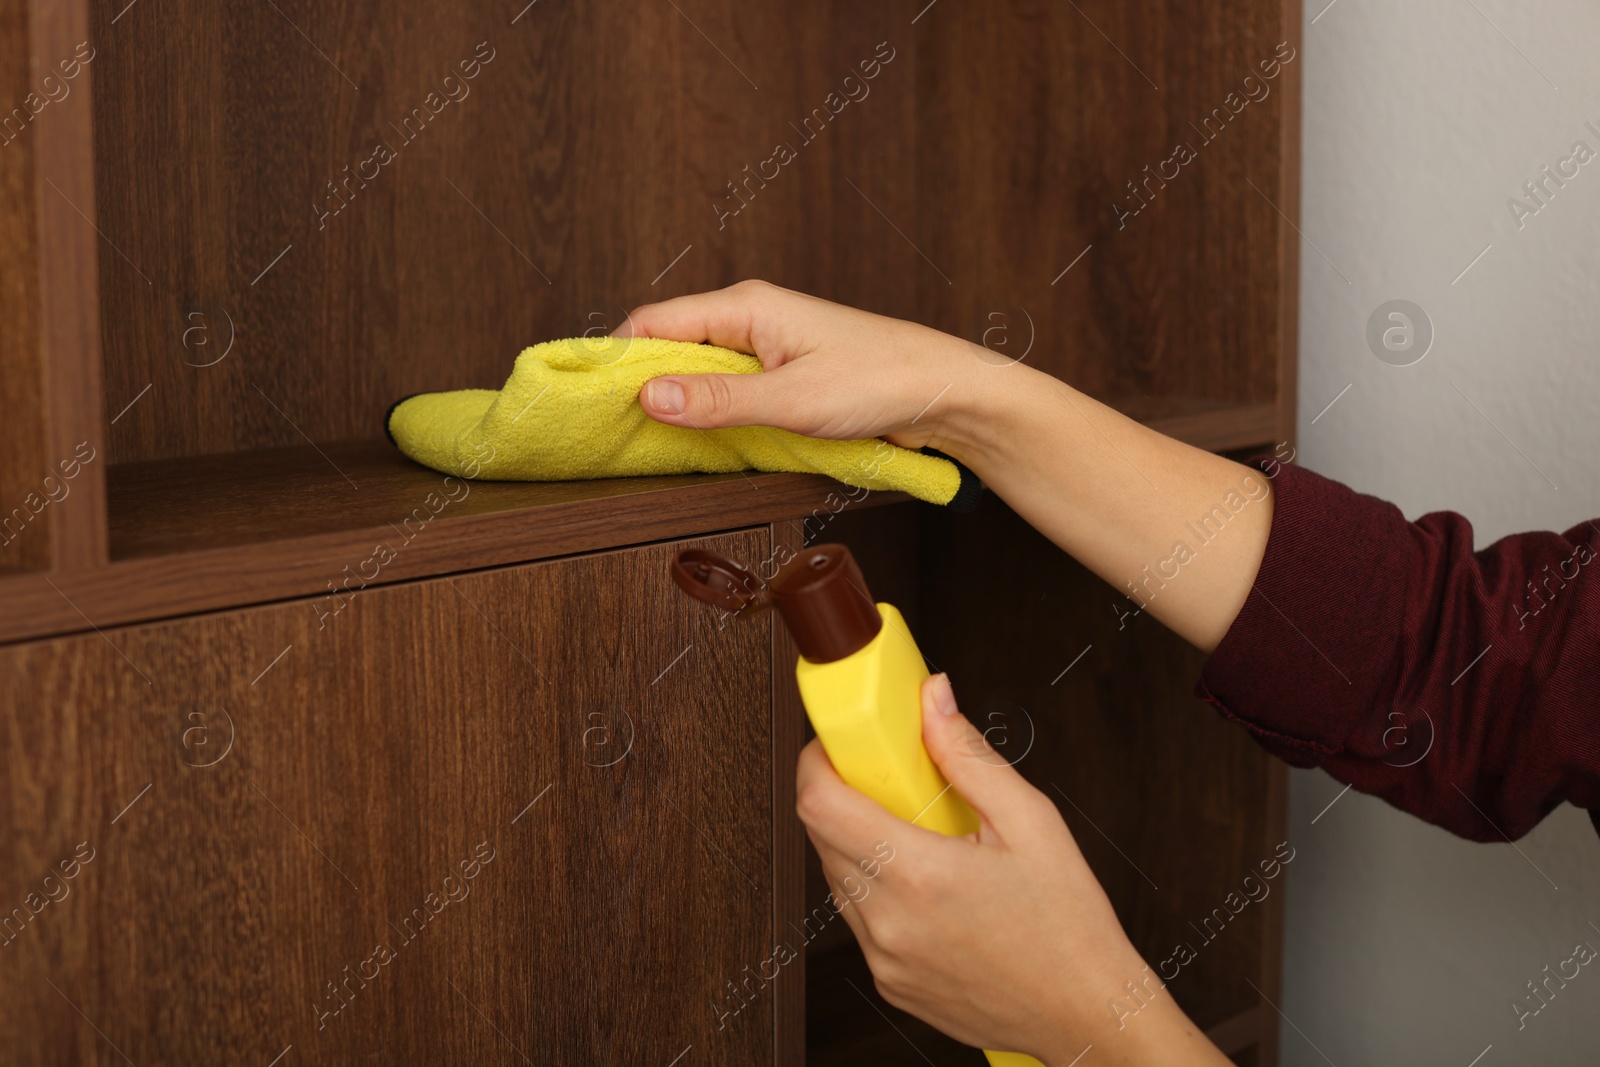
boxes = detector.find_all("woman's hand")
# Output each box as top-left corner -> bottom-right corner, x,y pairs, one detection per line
616,279 -> 1006,454
795,673 -> 1231,1065
622,279 -> 1273,654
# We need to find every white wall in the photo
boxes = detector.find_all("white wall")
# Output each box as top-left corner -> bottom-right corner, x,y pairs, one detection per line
1286,1 -> 1600,1063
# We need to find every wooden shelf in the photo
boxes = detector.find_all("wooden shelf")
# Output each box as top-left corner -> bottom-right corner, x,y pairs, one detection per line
104,402 -> 1275,562
3,0 -> 1299,1060
1115,398 -> 1280,455
105,439 -> 852,560
0,440 -> 906,645
1,391 -> 1280,648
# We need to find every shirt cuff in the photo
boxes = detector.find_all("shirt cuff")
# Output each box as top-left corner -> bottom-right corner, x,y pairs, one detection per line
1193,457 -> 1405,765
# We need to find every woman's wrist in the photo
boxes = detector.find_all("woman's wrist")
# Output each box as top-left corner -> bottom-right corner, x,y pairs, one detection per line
921,336 -> 1055,475
916,333 -> 1272,653
1036,967 -> 1228,1067
1024,940 -> 1160,1066
1090,965 -> 1231,1067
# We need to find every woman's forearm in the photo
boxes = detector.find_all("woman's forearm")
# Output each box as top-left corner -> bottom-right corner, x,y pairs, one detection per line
935,358 -> 1274,654
619,281 -> 1274,653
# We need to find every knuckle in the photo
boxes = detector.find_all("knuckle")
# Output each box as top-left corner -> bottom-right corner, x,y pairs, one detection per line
701,374 -> 737,419
794,783 -> 827,825
836,872 -> 868,904
871,967 -> 909,1007
1023,789 -> 1064,831
734,277 -> 794,316
891,858 -> 929,899
864,911 -> 904,955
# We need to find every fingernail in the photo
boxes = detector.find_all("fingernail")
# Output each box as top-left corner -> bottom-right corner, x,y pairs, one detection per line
648,379 -> 685,414
933,673 -> 959,715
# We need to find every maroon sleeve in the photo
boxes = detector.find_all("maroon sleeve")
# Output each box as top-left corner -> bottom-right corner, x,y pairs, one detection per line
1195,458 -> 1600,842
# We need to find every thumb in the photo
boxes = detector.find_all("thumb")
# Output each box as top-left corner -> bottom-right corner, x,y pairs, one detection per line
640,371 -> 790,430
920,673 -> 1040,832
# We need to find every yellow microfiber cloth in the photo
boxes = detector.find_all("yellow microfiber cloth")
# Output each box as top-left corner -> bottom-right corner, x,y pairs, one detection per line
385,337 -> 981,508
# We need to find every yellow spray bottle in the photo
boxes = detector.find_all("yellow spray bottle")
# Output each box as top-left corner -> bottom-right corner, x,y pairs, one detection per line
673,543 -> 1044,1067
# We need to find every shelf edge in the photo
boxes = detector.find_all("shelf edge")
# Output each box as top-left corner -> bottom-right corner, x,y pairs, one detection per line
0,474 -> 909,645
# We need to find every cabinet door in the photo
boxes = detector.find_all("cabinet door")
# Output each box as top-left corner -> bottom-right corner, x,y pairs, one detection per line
0,529 -> 776,1065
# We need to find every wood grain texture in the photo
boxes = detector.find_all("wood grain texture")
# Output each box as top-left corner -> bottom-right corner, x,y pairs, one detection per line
1,0 -> 109,572
0,446 -> 906,645
916,495 -> 1278,1035
6,0 -> 1299,1059
31,0 -> 107,571
0,0 -> 49,571
807,498 -> 1285,1062
801,3 -> 920,323
0,389 -> 1270,646
799,502 -> 990,1066
1274,0 -> 1305,487
809,944 -> 1262,1065
768,518 -> 809,1067
1128,401 -> 1278,456
104,439 -> 895,561
0,529 -> 776,1064
89,0 -> 845,465
911,0 -> 1293,417
84,0 -> 1288,468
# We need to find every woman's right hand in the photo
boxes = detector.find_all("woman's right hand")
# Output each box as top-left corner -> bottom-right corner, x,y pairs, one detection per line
614,279 -> 1010,456
619,280 -> 1273,654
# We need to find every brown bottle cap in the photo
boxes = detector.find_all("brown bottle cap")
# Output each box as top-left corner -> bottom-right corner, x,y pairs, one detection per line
671,548 -> 774,616
768,544 -> 881,664
671,543 -> 882,664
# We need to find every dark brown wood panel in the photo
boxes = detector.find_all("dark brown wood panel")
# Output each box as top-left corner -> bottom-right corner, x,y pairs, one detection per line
810,942 -> 986,1066
0,452 -> 906,645
89,0 -> 852,465
0,391 -> 1273,647
1,0 -> 108,573
809,945 -> 1262,1066
0,529 -> 776,1064
85,0 -> 1291,466
33,0 -> 109,572
1272,0 -> 1304,477
1210,1005 -> 1266,1057
1125,399 -> 1278,455
915,496 -> 1278,1035
0,0 -> 47,571
806,498 -> 1284,1062
803,3 -> 920,323
768,518 -> 810,1067
5,0 -> 1299,1061
914,0 -> 1296,413
800,499 -> 987,1065
104,440 -> 896,561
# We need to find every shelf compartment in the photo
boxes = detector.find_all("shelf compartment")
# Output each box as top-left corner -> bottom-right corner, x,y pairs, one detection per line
0,385 -> 1284,647
1112,397 -> 1280,455
105,438 -> 864,560
1,440 -> 905,644
104,395 -> 1278,564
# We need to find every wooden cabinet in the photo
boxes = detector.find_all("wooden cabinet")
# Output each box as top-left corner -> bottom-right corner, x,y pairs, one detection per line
1,0 -> 1299,1062
1,531 -> 784,1064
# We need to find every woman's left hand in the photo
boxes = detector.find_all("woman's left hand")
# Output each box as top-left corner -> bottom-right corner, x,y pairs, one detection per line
795,672 -> 1229,1065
